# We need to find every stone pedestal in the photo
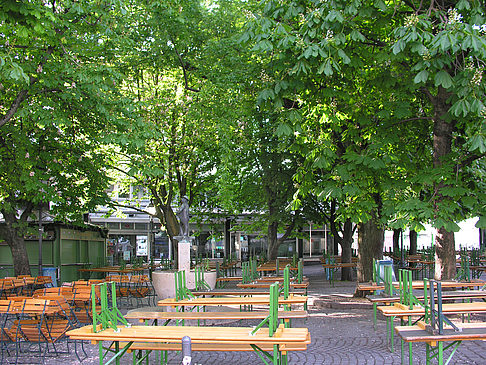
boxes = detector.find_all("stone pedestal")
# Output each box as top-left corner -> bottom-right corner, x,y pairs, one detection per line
178,240 -> 191,272
152,270 -> 217,301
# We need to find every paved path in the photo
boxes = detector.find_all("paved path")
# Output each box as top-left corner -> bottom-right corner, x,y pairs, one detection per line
7,262 -> 486,364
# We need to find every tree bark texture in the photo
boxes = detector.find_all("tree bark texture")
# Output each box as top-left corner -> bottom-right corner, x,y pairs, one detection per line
409,230 -> 418,255
434,228 -> 456,280
0,212 -> 31,276
339,219 -> 354,281
357,218 -> 384,282
392,229 -> 401,256
431,86 -> 456,280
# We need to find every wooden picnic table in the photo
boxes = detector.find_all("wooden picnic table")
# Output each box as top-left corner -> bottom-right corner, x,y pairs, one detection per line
67,324 -> 311,364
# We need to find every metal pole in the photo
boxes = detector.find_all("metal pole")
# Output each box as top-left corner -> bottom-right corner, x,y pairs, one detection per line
182,336 -> 191,365
38,205 -> 43,275
309,222 -> 312,257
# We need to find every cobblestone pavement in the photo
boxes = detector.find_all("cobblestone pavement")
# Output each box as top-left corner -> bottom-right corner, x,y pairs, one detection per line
5,262 -> 486,364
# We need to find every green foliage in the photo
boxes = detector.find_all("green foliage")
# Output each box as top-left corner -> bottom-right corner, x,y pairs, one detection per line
0,1 -> 137,225
242,0 -> 486,233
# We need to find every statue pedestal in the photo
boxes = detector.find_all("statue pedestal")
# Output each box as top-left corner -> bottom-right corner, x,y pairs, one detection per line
152,270 -> 217,302
152,237 -> 217,305
178,240 -> 191,272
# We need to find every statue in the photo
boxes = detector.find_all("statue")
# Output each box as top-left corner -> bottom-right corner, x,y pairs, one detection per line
176,195 -> 190,239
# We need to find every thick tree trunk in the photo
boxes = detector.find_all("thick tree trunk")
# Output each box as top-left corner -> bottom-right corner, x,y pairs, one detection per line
156,203 -> 181,268
409,230 -> 418,255
0,213 -> 31,276
431,86 -> 456,280
357,218 -> 384,282
340,219 -> 354,281
267,221 -> 279,260
392,229 -> 401,256
435,228 -> 456,280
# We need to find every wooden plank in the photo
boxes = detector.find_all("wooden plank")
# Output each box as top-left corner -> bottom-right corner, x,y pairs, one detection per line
395,322 -> 486,342
157,295 -> 307,307
191,289 -> 306,296
358,280 -> 485,292
112,341 -> 307,352
378,302 -> 486,316
237,282 -> 309,289
67,324 -> 311,344
125,310 -> 308,322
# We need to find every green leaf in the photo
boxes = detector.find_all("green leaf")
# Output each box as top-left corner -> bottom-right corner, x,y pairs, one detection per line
318,60 -> 333,76
469,134 -> 486,153
374,0 -> 387,11
434,70 -> 453,89
392,40 -> 406,55
449,98 -> 470,117
456,0 -> 471,9
475,217 -> 486,229
350,29 -> 365,42
338,49 -> 351,64
276,123 -> 293,137
414,70 -> 429,84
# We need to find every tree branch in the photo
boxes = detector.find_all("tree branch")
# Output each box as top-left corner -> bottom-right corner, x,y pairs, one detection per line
169,36 -> 201,93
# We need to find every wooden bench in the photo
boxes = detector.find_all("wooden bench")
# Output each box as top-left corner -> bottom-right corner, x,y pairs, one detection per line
395,320 -> 486,365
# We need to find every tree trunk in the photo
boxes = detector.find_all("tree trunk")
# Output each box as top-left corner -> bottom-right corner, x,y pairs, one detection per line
0,213 -> 31,276
392,229 -> 401,256
156,203 -> 181,268
409,230 -> 418,255
431,86 -> 456,280
267,221 -> 279,260
340,219 -> 354,281
357,217 -> 384,282
435,228 -> 456,280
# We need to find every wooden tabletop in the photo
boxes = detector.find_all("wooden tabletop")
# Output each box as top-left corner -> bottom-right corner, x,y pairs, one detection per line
67,324 -> 311,345
395,321 -> 486,342
157,294 -> 308,307
78,266 -> 145,274
191,289 -> 307,296
322,263 -> 357,268
368,290 -> 486,303
125,309 -> 308,322
237,282 -> 309,289
358,280 -> 485,292
378,302 -> 486,316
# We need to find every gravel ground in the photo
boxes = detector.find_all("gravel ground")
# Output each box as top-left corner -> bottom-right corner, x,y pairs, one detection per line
3,261 -> 486,364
